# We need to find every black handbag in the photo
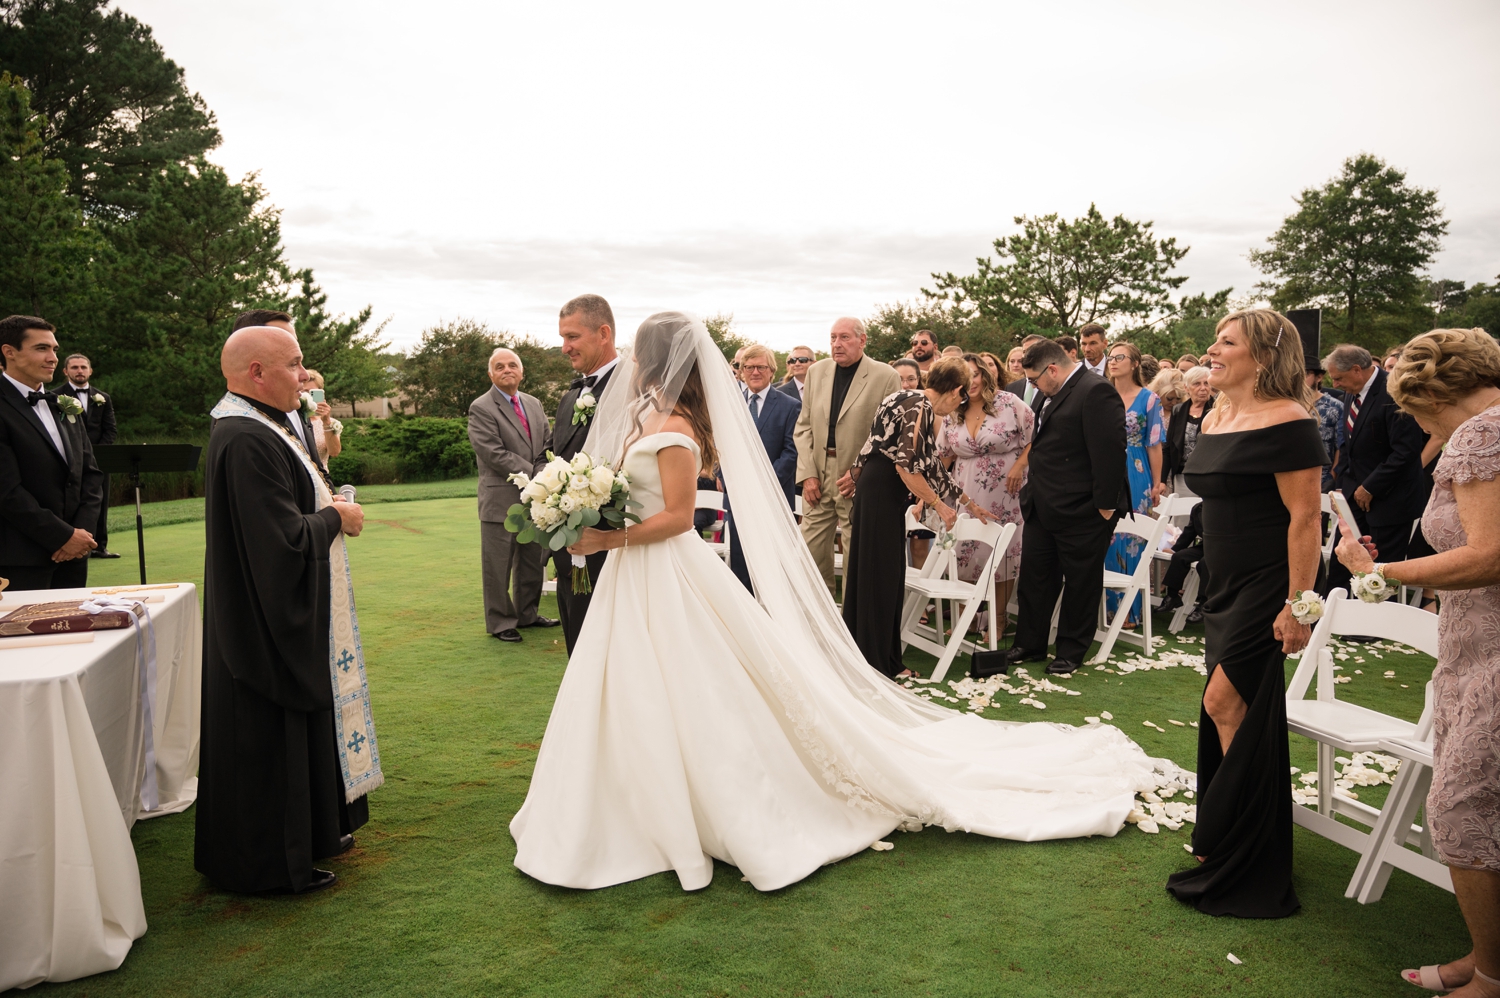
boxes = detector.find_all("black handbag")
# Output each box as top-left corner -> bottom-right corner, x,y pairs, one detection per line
969,649 -> 1009,680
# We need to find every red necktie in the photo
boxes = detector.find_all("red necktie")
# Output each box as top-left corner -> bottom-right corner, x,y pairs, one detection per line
1346,395 -> 1360,433
511,395 -> 531,438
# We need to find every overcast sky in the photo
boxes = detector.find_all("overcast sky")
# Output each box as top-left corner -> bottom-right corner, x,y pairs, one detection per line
118,0 -> 1500,351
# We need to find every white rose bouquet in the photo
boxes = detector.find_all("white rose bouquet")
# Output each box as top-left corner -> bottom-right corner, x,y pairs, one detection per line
1350,567 -> 1396,604
505,451 -> 640,594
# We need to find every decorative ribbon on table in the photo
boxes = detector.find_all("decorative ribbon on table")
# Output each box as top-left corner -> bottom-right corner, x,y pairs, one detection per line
211,392 -> 384,803
79,596 -> 159,812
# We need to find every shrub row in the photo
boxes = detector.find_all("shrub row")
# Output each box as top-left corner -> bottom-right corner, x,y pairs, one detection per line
327,415 -> 477,486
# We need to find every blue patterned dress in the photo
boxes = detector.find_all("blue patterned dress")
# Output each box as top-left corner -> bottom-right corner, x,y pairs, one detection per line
1105,389 -> 1165,624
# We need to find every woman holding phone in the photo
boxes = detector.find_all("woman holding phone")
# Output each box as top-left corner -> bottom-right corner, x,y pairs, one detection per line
303,369 -> 342,464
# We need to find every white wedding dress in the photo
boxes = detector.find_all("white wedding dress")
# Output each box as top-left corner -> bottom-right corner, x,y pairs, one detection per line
510,430 -> 1160,892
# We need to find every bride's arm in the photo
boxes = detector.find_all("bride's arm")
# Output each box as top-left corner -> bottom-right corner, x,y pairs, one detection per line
567,445 -> 698,555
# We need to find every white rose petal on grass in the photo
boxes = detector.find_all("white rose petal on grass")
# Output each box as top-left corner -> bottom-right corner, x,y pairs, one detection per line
1084,716 -> 1101,725
1226,954 -> 1242,966
1137,818 -> 1160,834
1168,719 -> 1185,727
1101,711 -> 1113,720
869,840 -> 894,852
1184,843 -> 1194,853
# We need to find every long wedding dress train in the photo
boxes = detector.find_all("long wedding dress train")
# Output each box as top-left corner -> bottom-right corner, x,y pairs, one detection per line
510,432 -> 1160,892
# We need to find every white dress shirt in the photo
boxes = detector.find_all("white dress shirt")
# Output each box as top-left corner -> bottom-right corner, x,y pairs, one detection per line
744,385 -> 771,421
5,371 -> 66,456
788,377 -> 805,401
71,382 -> 91,412
588,357 -> 619,383
1082,356 -> 1107,378
1355,365 -> 1378,406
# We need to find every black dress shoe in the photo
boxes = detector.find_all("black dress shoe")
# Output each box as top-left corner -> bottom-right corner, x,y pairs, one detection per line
264,869 -> 337,894
336,834 -> 354,855
519,616 -> 559,628
1186,604 -> 1205,625
1046,657 -> 1081,676
90,549 -> 121,559
494,629 -> 522,642
1003,646 -> 1047,666
1156,593 -> 1183,614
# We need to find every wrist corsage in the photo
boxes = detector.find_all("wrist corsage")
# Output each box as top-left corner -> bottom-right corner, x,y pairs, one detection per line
1350,565 -> 1396,604
1286,590 -> 1325,625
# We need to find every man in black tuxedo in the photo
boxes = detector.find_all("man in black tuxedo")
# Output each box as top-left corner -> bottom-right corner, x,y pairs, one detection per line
57,352 -> 120,558
727,344 -> 801,592
1005,338 -> 1128,675
0,315 -> 105,590
551,294 -> 620,654
1323,343 -> 1426,595
230,310 -> 328,472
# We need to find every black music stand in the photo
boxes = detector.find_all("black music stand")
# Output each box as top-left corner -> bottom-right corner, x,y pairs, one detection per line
93,444 -> 202,585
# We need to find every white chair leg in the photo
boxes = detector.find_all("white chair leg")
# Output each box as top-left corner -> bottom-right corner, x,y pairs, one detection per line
1354,764 -> 1435,904
931,596 -> 984,684
1318,742 -> 1335,817
1088,591 -> 1130,665
1170,568 -> 1199,634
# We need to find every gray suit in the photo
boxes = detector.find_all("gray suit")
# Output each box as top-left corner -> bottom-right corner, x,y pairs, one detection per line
469,385 -> 550,633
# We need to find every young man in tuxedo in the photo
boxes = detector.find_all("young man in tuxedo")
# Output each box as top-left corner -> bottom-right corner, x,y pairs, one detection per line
0,315 -> 105,590
1006,338 -> 1128,675
57,352 -> 119,558
551,294 -> 620,654
470,348 -> 557,643
727,344 -> 801,592
1322,343 -> 1425,596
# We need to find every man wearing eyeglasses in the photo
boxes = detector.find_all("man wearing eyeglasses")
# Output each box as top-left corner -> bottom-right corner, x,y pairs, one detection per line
909,329 -> 938,375
778,345 -> 815,402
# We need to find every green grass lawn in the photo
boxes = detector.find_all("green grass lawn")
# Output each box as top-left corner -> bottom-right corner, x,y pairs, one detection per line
51,498 -> 1467,997
105,478 -> 480,533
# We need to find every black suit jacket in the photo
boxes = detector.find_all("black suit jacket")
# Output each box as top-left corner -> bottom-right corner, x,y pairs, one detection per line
1332,368 -> 1426,528
0,384 -> 106,565
1163,396 -> 1215,480
1018,368 -> 1128,521
776,379 -> 803,404
551,367 -> 617,462
56,383 -> 117,447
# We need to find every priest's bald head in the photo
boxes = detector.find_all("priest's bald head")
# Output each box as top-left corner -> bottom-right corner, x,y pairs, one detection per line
222,324 -> 308,413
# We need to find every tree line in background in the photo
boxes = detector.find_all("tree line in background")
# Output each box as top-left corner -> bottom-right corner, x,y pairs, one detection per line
4,0 -> 1497,454
0,0 -> 391,440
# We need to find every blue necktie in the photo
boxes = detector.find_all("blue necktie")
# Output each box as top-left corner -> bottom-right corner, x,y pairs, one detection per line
748,391 -> 760,421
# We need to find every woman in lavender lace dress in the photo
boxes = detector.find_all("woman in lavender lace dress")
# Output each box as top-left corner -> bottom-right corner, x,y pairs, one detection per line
936,355 -> 1033,640
1334,328 -> 1500,996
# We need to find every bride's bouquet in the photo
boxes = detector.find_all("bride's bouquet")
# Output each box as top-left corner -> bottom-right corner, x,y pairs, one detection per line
505,452 -> 641,594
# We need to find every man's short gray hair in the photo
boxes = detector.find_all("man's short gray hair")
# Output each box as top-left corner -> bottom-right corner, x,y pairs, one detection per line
1324,344 -> 1373,373
489,346 -> 521,367
559,294 -> 615,334
832,317 -> 867,337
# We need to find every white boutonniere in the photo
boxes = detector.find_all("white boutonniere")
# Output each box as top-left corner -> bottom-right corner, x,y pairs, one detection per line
1286,590 -> 1325,625
54,393 -> 83,423
92,392 -> 105,405
1351,568 -> 1395,604
299,393 -> 315,418
571,390 -> 597,426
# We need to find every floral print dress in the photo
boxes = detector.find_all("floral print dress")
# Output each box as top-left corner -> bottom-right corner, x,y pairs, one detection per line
935,396 -> 1033,582
1105,389 -> 1164,624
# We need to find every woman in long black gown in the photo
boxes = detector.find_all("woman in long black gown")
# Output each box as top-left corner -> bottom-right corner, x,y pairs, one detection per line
1166,309 -> 1326,918
842,357 -> 992,678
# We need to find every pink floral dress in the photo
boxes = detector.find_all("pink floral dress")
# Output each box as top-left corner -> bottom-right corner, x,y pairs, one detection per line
1422,406 -> 1500,870
935,395 -> 1033,583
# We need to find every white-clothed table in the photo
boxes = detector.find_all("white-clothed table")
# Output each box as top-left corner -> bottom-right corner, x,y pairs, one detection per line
0,583 -> 202,992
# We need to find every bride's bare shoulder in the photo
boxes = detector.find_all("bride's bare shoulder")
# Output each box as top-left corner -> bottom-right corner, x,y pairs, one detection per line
658,414 -> 699,445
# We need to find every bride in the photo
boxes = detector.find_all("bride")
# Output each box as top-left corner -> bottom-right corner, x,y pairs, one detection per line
510,312 -> 1159,892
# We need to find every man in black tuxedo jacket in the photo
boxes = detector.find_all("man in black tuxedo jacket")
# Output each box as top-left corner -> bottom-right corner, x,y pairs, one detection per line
727,344 -> 801,592
0,316 -> 105,590
551,294 -> 620,654
1006,338 -> 1128,675
57,352 -> 119,558
1323,344 -> 1426,595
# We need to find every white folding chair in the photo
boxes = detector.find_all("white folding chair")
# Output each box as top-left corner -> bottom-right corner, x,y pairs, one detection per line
1320,493 -> 1338,568
898,518 -> 1017,683
1351,714 -> 1453,902
1398,518 -> 1425,606
1284,589 -> 1439,888
1150,493 -> 1202,634
1089,512 -> 1170,664
696,489 -> 732,564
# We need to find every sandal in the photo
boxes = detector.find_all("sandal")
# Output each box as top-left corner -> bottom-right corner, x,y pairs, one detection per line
1402,965 -> 1452,992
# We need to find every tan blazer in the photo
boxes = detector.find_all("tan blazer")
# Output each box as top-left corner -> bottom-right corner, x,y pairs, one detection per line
793,354 -> 902,485
469,386 -> 550,522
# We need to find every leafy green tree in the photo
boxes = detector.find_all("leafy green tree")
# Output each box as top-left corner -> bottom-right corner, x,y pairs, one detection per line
1250,154 -> 1447,346
863,300 -> 1015,362
924,204 -> 1189,338
0,0 -> 219,216
97,160 -> 289,436
283,270 -> 392,407
704,312 -> 751,363
1117,288 -> 1233,361
397,318 -> 575,419
0,71 -> 99,321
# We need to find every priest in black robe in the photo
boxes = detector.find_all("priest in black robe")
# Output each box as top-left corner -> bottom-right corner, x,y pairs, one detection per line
195,324 -> 369,894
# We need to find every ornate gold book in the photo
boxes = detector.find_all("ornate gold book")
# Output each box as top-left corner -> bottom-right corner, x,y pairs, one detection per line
0,600 -> 142,637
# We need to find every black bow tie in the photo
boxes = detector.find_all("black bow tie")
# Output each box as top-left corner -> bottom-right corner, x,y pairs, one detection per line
26,390 -> 57,406
569,375 -> 598,391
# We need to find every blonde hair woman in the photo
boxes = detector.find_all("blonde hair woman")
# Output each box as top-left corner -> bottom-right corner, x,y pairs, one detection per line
1103,341 -> 1164,629
302,369 -> 342,463
1165,308 -> 1325,919
1334,329 -> 1500,995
